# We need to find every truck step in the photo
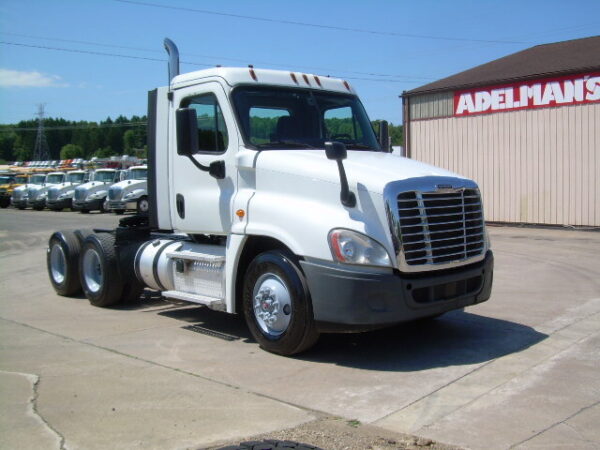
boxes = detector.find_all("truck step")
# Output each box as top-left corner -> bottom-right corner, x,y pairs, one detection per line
161,290 -> 225,311
166,250 -> 225,263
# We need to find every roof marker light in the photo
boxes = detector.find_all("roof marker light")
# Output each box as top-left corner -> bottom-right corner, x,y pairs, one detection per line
302,74 -> 310,85
343,80 -> 351,91
248,65 -> 257,81
314,75 -> 322,87
290,72 -> 298,84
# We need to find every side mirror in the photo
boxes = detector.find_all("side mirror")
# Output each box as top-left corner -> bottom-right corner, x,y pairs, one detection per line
325,141 -> 347,161
176,107 -> 198,156
378,120 -> 390,152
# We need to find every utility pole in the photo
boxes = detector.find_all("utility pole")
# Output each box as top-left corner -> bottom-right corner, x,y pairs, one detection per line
33,104 -> 50,161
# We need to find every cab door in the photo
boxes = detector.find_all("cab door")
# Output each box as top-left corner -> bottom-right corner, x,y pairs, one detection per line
170,81 -> 238,235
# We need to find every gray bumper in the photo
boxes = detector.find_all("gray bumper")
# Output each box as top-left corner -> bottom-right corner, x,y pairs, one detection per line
72,199 -> 103,210
108,200 -> 136,210
11,198 -> 28,208
300,251 -> 493,331
47,199 -> 71,209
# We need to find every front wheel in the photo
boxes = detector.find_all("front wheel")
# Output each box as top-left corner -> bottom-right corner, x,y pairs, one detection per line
136,196 -> 149,214
243,250 -> 319,355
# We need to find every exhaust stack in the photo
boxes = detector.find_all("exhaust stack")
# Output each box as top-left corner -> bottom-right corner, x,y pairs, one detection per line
163,38 -> 179,83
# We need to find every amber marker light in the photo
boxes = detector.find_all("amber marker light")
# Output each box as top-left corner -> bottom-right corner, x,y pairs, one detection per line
236,209 -> 246,218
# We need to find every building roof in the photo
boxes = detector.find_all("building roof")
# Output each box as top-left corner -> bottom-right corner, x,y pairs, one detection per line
406,35 -> 600,96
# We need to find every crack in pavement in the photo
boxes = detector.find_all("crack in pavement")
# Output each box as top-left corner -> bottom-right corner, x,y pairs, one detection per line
509,399 -> 600,448
0,370 -> 67,450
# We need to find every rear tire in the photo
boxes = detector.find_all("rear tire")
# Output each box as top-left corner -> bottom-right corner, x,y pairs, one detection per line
79,233 -> 123,307
47,230 -> 82,296
243,250 -> 319,356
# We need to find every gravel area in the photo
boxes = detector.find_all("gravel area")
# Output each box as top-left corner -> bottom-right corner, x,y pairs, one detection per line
207,417 -> 461,450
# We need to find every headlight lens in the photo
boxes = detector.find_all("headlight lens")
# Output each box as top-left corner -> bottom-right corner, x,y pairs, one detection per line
328,229 -> 391,267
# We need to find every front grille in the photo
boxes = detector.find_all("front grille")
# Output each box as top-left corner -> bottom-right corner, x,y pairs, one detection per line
108,186 -> 122,201
12,190 -> 25,201
47,188 -> 59,201
397,189 -> 485,266
74,187 -> 86,201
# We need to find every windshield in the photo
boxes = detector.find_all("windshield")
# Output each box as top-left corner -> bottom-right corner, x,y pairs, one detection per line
46,174 -> 65,184
67,172 -> 85,183
232,86 -> 380,151
31,175 -> 46,184
94,171 -> 115,182
16,176 -> 27,183
0,176 -> 13,184
128,169 -> 147,180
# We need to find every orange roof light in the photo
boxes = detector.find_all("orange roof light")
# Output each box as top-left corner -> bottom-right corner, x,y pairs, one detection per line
290,72 -> 298,84
248,65 -> 257,81
314,75 -> 322,87
343,80 -> 351,91
302,74 -> 310,86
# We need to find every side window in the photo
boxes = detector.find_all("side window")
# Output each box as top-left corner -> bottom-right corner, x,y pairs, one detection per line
249,107 -> 290,145
324,106 -> 363,141
184,93 -> 229,153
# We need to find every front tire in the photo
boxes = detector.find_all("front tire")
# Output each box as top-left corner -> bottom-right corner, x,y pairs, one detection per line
243,250 -> 319,356
114,209 -> 125,215
136,196 -> 149,214
79,233 -> 123,307
47,230 -> 83,296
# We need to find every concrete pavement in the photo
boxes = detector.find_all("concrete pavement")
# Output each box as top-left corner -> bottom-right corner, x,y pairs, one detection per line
1,209 -> 599,449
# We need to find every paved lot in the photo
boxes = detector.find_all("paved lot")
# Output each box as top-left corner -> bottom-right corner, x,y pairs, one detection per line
1,208 -> 599,449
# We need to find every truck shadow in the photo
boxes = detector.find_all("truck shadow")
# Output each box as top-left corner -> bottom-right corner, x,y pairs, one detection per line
299,311 -> 548,371
153,300 -> 547,372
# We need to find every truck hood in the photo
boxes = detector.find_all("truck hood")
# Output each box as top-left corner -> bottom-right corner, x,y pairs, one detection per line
253,150 -> 467,193
111,179 -> 146,190
77,181 -> 111,191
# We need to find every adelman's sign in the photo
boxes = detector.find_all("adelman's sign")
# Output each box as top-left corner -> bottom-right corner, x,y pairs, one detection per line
454,72 -> 600,116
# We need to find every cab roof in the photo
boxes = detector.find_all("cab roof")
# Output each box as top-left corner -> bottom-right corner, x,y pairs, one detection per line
170,67 -> 356,95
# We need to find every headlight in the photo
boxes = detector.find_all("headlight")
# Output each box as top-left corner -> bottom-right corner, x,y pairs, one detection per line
328,229 -> 391,267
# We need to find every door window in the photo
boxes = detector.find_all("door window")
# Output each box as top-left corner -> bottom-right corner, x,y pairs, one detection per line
183,93 -> 229,153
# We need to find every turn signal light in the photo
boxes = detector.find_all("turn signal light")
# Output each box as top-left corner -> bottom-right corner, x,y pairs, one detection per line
236,209 -> 245,218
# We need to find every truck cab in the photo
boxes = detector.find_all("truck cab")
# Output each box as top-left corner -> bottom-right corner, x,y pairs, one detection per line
106,165 -> 148,214
27,172 -> 67,210
46,39 -> 493,356
11,173 -> 47,209
72,169 -> 120,213
0,172 -> 27,208
46,170 -> 89,211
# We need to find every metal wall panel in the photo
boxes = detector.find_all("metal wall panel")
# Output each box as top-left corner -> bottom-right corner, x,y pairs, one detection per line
409,92 -> 454,120
409,103 -> 599,226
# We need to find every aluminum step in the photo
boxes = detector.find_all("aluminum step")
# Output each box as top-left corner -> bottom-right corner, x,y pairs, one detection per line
165,250 -> 225,263
161,290 -> 226,311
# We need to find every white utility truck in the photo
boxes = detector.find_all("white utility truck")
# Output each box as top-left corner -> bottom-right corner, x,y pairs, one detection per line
46,170 -> 88,211
46,39 -> 493,355
106,165 -> 148,215
72,168 -> 121,213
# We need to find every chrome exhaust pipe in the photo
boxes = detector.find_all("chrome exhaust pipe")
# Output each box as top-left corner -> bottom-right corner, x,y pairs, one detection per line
163,38 -> 179,83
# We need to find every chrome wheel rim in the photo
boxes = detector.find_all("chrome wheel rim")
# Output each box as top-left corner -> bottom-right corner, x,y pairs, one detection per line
50,244 -> 66,284
139,199 -> 149,212
82,248 -> 103,293
253,273 -> 292,337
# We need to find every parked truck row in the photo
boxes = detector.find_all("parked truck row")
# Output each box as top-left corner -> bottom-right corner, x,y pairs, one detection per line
45,38 -> 493,356
6,166 -> 148,214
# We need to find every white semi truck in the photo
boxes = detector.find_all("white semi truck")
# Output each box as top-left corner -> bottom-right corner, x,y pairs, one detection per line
106,165 -> 149,215
72,168 -> 121,213
27,172 -> 67,210
46,170 -> 88,211
11,173 -> 46,209
46,39 -> 493,355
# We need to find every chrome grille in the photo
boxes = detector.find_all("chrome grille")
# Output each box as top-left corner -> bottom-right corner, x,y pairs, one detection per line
108,186 -> 122,201
47,188 -> 60,201
12,189 -> 25,201
74,187 -> 86,201
397,189 -> 485,266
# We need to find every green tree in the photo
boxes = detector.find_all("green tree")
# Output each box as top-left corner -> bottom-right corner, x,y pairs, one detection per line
60,143 -> 84,159
123,129 -> 136,153
93,146 -> 117,158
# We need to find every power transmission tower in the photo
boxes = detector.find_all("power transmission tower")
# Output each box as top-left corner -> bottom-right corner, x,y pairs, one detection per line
33,104 -> 50,161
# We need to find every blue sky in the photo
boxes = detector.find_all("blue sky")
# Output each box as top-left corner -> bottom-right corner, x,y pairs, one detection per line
0,0 -> 598,126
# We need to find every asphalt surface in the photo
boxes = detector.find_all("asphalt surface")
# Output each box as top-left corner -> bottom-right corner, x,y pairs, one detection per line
1,208 -> 599,449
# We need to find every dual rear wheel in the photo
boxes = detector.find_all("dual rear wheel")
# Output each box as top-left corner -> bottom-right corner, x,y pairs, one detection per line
47,230 -> 143,306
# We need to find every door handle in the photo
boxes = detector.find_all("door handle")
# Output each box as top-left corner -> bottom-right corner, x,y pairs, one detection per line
176,193 -> 185,219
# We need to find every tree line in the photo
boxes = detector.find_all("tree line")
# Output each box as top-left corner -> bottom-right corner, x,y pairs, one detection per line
0,115 -> 402,164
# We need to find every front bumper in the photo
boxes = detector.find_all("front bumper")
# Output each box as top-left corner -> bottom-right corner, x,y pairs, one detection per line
27,198 -> 46,209
47,198 -> 72,209
107,200 -> 136,210
72,198 -> 104,211
11,198 -> 28,208
300,250 -> 493,331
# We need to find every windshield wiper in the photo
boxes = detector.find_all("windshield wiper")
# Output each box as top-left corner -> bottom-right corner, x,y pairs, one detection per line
257,140 -> 316,149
